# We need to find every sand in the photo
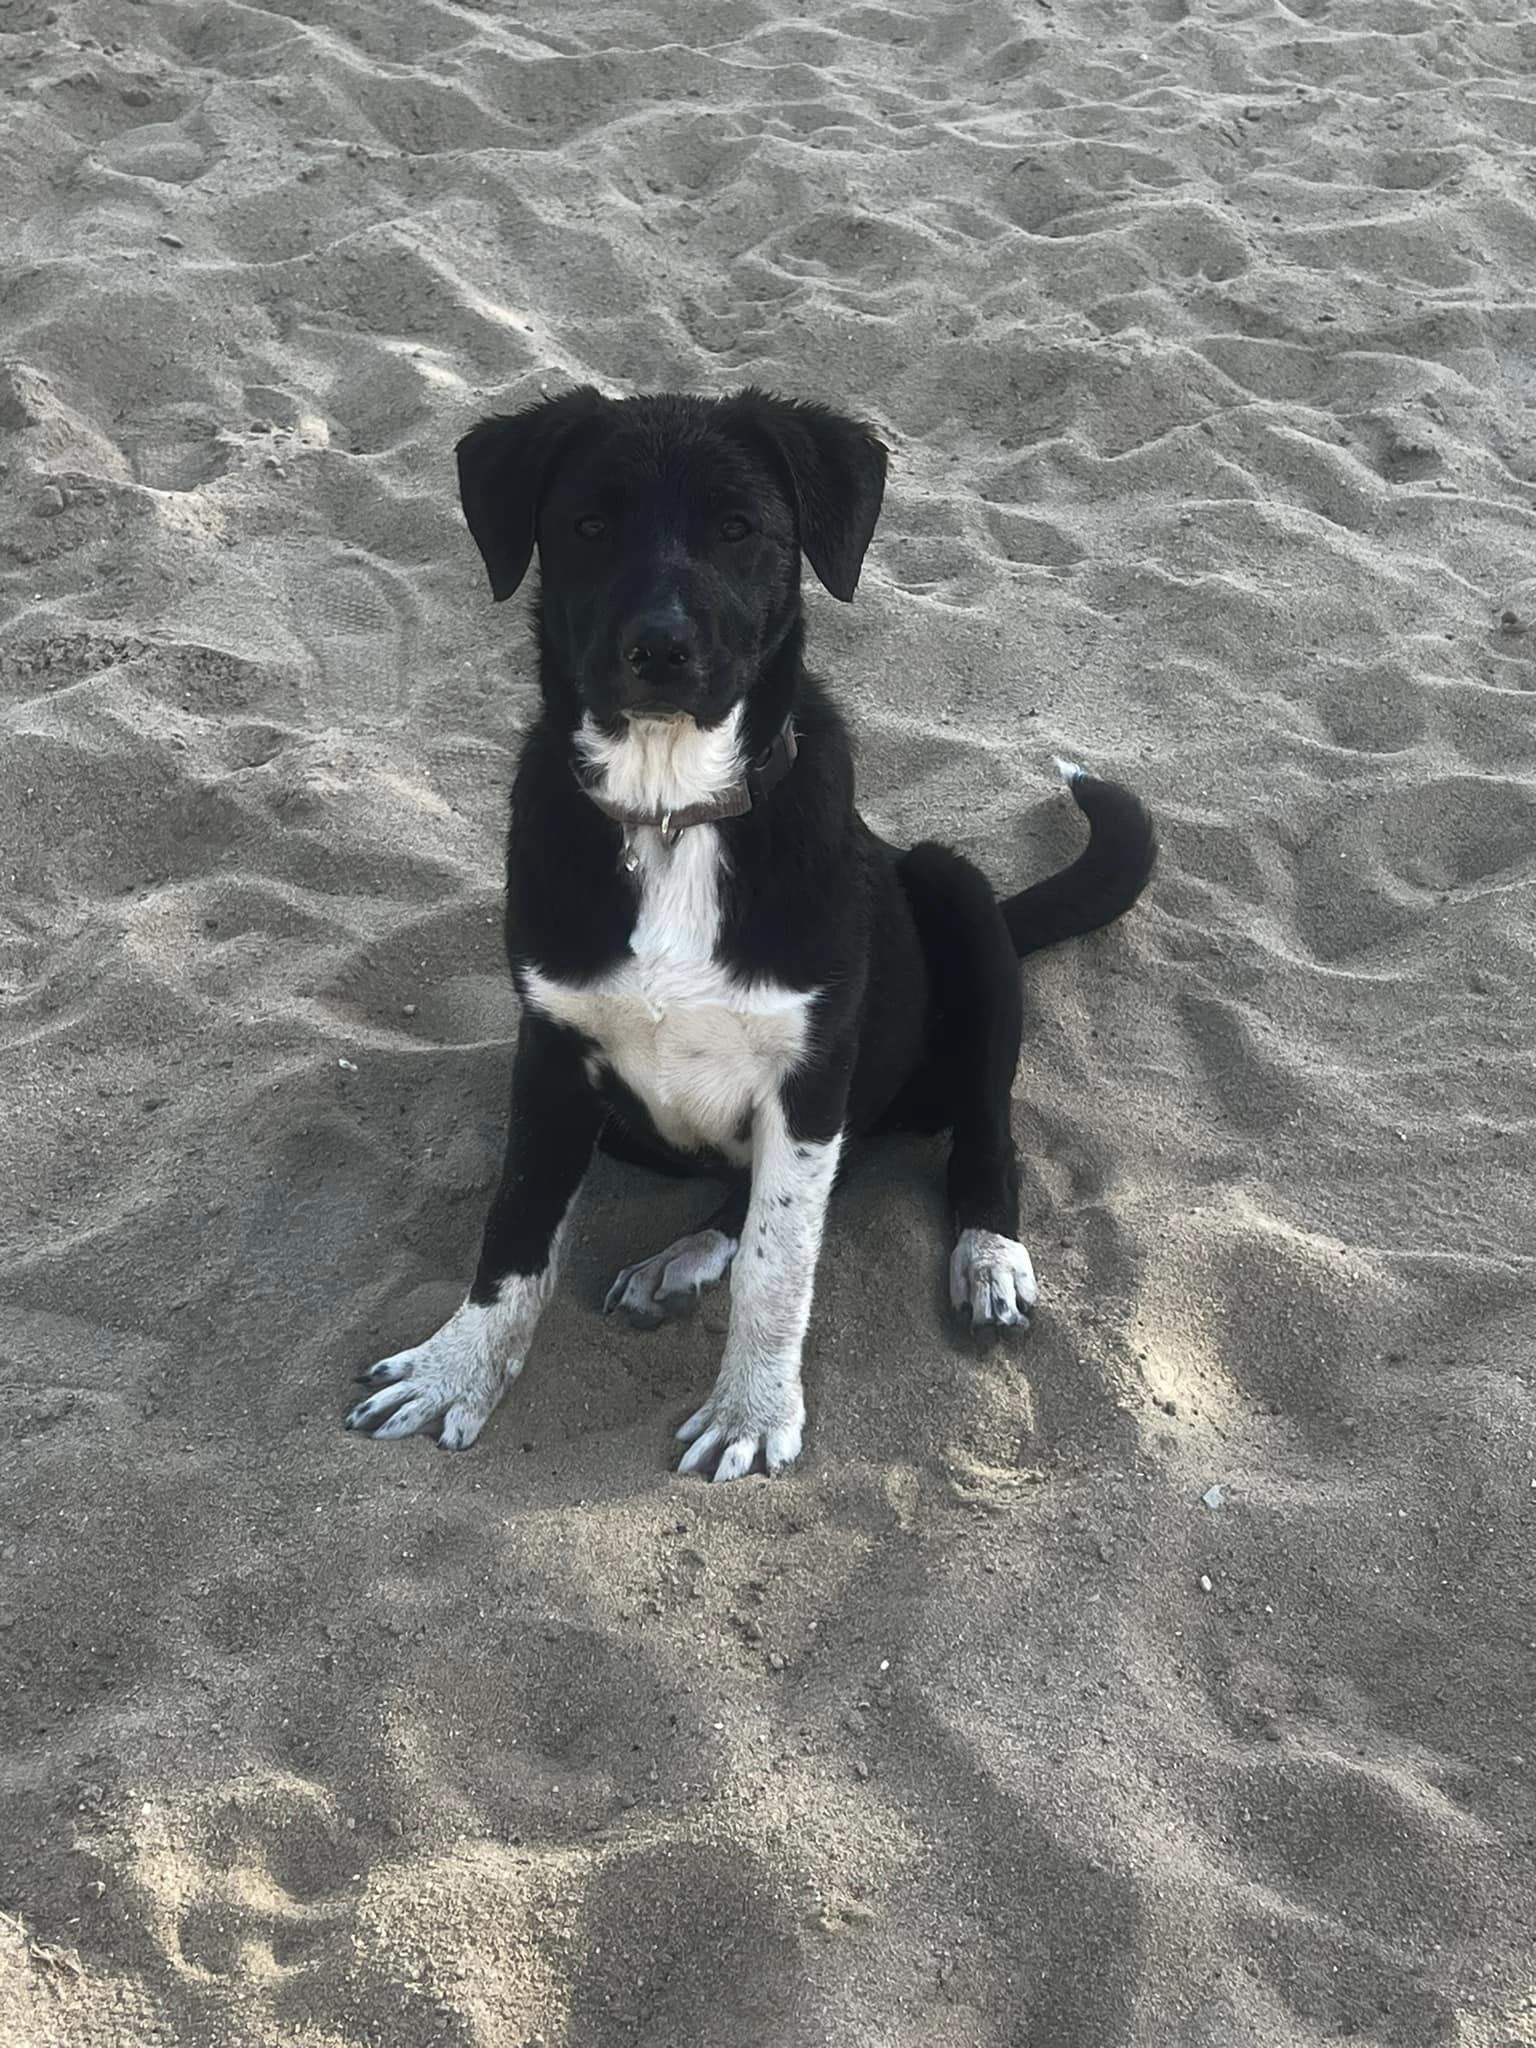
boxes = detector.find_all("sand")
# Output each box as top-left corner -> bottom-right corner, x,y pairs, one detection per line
2,0 -> 1535,2042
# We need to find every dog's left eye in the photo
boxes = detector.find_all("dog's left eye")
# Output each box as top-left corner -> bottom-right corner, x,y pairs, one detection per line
719,516 -> 751,542
574,516 -> 607,540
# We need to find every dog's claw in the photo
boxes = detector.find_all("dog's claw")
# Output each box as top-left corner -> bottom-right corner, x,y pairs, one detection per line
346,1301 -> 517,1449
677,1422 -> 725,1475
675,1403 -> 713,1443
674,1385 -> 804,1481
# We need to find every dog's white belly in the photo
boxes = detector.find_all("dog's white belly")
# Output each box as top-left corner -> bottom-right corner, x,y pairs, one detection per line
523,960 -> 813,1159
521,812 -> 814,1159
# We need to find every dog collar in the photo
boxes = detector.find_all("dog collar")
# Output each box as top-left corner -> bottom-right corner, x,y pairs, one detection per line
575,721 -> 799,864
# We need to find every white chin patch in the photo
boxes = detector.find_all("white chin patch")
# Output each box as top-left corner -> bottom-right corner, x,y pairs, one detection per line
577,703 -> 744,816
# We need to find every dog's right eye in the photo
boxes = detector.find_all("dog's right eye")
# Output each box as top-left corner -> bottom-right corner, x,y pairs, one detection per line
574,516 -> 607,540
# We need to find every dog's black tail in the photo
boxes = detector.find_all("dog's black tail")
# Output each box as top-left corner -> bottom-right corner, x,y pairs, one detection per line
1000,759 -> 1157,959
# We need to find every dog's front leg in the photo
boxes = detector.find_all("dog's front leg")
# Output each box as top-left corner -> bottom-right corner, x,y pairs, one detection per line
348,1011 -> 601,1451
676,1057 -> 848,1483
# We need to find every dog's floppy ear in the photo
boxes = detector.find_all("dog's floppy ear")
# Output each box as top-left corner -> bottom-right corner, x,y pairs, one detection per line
719,388 -> 888,601
455,386 -> 611,600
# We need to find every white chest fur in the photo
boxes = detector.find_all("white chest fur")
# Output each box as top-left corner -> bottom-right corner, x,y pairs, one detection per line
523,716 -> 815,1161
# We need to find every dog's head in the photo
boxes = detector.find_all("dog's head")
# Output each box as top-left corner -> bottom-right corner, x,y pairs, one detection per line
455,387 -> 887,731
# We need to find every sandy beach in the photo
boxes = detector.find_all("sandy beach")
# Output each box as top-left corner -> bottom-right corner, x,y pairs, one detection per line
3,0 -> 1535,2042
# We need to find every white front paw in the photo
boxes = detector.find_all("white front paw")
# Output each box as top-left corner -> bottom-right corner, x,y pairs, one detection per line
604,1227 -> 738,1325
675,1369 -> 805,1483
347,1300 -> 514,1450
950,1229 -> 1037,1330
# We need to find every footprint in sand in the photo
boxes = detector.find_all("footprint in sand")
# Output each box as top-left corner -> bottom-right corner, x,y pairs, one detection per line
1314,662 -> 1427,754
1178,991 -> 1318,1136
39,70 -> 190,148
1134,1198 -> 1388,1451
878,532 -> 989,603
123,424 -> 231,493
172,1778 -> 357,1983
981,503 -> 1085,571
284,548 -> 417,721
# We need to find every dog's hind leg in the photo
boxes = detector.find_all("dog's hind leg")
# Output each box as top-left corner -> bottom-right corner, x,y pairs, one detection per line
895,843 -> 1038,1331
604,1178 -> 749,1325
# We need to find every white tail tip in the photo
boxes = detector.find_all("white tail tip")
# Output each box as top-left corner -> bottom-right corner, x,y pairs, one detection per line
1054,756 -> 1086,786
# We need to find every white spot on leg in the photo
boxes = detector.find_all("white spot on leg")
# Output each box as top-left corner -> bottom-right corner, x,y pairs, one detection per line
950,1228 -> 1037,1331
677,1109 -> 839,1482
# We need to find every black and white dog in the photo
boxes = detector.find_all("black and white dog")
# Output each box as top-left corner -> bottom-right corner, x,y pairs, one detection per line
347,388 -> 1154,1482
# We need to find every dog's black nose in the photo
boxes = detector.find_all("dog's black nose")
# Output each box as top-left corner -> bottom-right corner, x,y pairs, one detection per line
621,610 -> 699,680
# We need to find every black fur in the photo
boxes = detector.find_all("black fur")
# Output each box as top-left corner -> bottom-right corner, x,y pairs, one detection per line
360,386 -> 1155,1467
